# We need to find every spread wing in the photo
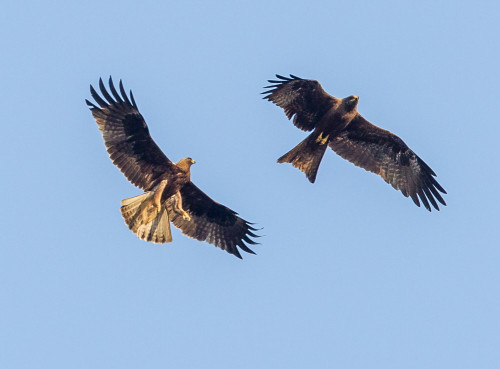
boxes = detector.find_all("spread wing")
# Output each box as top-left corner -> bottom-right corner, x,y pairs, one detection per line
86,77 -> 175,191
329,115 -> 447,211
166,182 -> 259,258
262,74 -> 338,131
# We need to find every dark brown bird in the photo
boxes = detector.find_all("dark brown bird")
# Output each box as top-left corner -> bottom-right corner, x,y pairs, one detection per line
263,74 -> 446,211
87,77 -> 258,258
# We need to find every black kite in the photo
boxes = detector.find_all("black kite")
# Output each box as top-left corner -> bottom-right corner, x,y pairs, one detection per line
263,75 -> 446,211
87,77 -> 258,258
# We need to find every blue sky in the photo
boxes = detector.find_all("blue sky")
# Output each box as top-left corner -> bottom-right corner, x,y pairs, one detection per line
1,1 -> 499,368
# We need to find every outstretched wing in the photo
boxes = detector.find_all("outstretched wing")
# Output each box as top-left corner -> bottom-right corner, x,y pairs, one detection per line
166,182 -> 259,258
262,74 -> 338,131
86,77 -> 175,191
329,115 -> 447,211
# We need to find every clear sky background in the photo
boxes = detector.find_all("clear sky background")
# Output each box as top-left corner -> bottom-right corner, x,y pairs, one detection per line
1,1 -> 499,368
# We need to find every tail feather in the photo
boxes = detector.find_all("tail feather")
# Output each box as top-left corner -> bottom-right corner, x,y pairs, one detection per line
120,192 -> 172,243
278,133 -> 328,183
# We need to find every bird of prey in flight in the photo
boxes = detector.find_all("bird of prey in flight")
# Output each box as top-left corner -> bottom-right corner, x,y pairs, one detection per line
87,77 -> 258,258
263,74 -> 446,211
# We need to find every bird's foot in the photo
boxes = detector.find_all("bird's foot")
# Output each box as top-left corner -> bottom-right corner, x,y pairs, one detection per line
315,132 -> 330,145
182,210 -> 191,221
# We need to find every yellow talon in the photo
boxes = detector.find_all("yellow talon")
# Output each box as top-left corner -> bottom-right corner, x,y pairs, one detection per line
315,132 -> 330,145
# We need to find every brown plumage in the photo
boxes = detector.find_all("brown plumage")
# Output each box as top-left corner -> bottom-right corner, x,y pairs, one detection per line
263,74 -> 446,211
87,77 -> 259,258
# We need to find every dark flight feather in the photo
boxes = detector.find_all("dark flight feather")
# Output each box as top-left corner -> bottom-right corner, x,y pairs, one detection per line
329,115 -> 446,211
166,182 -> 259,259
262,74 -> 338,132
86,77 -> 172,191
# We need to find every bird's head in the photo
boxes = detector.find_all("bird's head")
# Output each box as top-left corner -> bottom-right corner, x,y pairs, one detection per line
342,95 -> 359,112
177,157 -> 196,173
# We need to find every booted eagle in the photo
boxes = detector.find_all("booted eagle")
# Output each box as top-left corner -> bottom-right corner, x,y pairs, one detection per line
86,77 -> 258,258
263,74 -> 446,211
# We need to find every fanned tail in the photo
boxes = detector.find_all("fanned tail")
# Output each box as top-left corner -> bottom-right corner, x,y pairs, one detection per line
120,192 -> 172,243
277,132 -> 328,183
